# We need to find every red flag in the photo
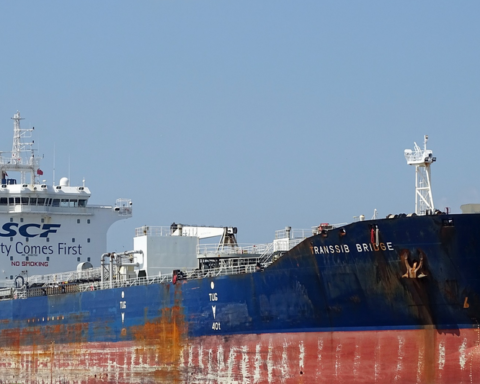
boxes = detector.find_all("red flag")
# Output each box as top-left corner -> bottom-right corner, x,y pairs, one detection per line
36,169 -> 43,175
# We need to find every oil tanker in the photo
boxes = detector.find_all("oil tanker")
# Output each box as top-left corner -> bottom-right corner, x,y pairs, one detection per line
0,116 -> 479,384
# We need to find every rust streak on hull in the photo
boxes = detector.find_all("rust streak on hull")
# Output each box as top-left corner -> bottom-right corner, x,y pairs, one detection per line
0,328 -> 478,383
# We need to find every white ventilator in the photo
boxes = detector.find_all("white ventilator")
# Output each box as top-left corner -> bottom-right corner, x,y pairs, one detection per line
404,135 -> 436,215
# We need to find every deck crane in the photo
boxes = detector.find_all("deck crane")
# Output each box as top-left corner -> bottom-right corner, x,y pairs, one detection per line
170,223 -> 238,251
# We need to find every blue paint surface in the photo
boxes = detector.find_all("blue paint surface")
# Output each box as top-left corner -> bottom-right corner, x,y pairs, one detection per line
0,214 -> 479,345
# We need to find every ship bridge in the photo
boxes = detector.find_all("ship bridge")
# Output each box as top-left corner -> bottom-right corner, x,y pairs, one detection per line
0,111 -> 132,281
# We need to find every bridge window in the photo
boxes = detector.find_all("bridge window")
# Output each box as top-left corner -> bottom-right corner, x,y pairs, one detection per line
79,200 -> 86,207
37,198 -> 45,205
52,199 -> 59,207
30,198 -> 37,205
21,198 -> 28,205
0,198 -> 6,205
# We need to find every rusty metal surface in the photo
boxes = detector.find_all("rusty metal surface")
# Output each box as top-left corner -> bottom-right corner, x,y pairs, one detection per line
0,214 -> 479,382
0,328 -> 479,383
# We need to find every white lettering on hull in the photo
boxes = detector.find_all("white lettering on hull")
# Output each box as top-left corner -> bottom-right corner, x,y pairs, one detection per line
313,242 -> 394,255
313,244 -> 350,255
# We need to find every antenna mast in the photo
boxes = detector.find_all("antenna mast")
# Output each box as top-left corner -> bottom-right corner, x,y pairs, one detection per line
11,112 -> 32,163
404,135 -> 436,215
0,111 -> 39,185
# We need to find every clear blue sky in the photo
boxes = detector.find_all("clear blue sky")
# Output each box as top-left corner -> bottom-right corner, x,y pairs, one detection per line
0,1 -> 479,250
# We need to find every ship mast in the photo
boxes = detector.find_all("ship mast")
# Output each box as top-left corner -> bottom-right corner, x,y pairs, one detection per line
404,135 -> 436,215
0,111 -> 39,185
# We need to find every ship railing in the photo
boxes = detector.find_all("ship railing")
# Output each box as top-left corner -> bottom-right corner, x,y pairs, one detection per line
0,287 -> 13,300
0,286 -> 28,300
135,226 -> 172,237
0,206 -> 94,214
196,243 -> 269,257
198,263 -> 259,278
1,256 -> 283,301
274,224 -> 350,240
136,226 -> 332,241
258,242 -> 275,264
274,228 -> 315,240
0,157 -> 40,167
273,237 -> 305,251
310,222 -> 349,235
404,141 -> 432,165
27,267 -> 102,286
0,279 -> 15,288
115,198 -> 132,216
78,275 -> 172,292
187,257 -> 263,279
16,287 -> 27,299
6,286 -> 28,300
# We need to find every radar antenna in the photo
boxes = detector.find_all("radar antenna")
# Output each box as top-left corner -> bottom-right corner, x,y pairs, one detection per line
404,135 -> 436,215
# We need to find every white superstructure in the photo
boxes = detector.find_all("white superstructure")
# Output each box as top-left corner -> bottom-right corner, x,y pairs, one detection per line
131,224 -> 310,278
0,112 -> 132,284
404,135 -> 436,215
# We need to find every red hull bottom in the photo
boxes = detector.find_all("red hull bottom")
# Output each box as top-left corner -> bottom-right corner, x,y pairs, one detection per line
0,328 -> 479,383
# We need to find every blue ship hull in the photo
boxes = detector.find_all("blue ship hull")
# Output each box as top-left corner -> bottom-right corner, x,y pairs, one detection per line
0,213 -> 479,383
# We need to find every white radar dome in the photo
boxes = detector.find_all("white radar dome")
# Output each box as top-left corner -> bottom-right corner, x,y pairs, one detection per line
59,177 -> 70,187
